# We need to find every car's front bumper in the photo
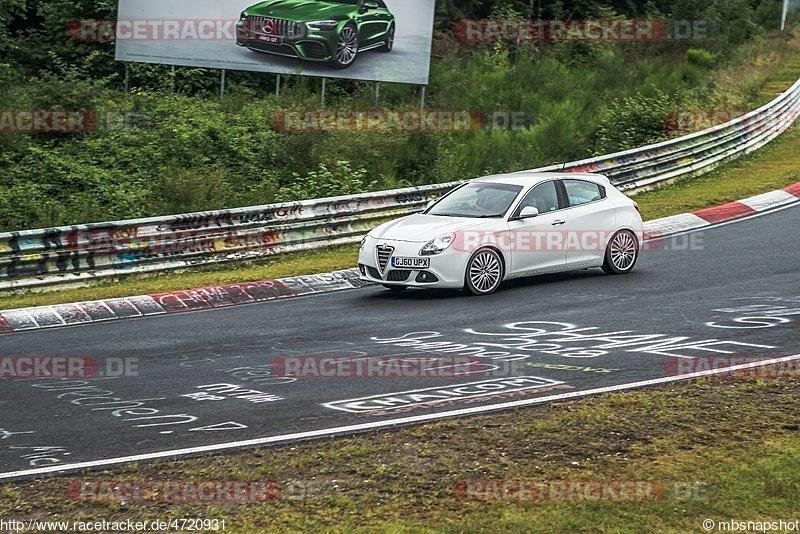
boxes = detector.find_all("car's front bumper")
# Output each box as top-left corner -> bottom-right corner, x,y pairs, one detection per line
358,237 -> 468,289
236,20 -> 336,61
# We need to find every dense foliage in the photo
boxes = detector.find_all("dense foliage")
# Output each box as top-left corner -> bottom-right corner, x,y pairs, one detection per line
0,0 -> 796,230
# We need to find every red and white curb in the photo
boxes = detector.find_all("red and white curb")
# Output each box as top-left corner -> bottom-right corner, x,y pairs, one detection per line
1,182 -> 798,336
644,182 -> 800,237
0,270 -> 369,335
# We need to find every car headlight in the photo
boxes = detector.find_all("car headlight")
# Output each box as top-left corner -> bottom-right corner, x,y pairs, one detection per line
360,235 -> 368,251
420,233 -> 455,256
240,11 -> 247,20
306,20 -> 339,31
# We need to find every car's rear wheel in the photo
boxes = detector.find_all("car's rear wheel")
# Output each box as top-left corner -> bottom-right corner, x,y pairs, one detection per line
464,248 -> 503,296
601,230 -> 639,274
334,23 -> 359,68
378,24 -> 395,52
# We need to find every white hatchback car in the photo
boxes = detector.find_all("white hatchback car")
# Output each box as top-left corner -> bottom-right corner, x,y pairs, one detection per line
358,172 -> 644,295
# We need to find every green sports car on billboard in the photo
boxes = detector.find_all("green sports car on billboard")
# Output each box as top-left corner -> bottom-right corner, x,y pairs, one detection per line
236,0 -> 396,69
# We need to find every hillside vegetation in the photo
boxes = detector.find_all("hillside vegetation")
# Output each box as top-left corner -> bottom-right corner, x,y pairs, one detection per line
0,0 -> 796,231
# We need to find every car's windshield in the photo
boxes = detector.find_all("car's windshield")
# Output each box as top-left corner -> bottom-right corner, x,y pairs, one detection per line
427,183 -> 523,218
325,0 -> 359,4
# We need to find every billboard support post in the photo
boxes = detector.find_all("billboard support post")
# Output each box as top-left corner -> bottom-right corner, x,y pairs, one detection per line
321,77 -> 327,106
124,65 -> 129,93
375,82 -> 381,104
782,0 -> 789,31
420,86 -> 426,111
170,65 -> 175,92
276,74 -> 281,97
220,69 -> 226,99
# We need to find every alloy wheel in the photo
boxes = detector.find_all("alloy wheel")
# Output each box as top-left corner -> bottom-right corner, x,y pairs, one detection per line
610,231 -> 637,271
468,250 -> 502,294
336,26 -> 358,66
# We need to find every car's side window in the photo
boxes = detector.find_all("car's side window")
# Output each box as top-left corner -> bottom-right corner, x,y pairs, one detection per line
563,179 -> 605,207
517,181 -> 560,215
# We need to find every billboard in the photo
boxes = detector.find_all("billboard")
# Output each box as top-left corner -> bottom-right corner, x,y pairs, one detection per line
114,0 -> 436,84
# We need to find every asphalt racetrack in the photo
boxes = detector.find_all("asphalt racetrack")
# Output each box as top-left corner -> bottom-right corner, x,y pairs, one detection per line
1,202 -> 798,480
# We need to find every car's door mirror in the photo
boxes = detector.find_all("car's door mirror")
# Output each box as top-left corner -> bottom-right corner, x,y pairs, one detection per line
518,206 -> 539,219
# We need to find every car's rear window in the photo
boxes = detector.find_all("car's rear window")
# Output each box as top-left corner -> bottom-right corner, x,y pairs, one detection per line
563,179 -> 605,207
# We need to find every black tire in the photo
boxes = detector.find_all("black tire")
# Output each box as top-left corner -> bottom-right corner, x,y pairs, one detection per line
601,230 -> 639,275
463,248 -> 504,296
378,24 -> 395,52
381,284 -> 408,292
333,23 -> 359,69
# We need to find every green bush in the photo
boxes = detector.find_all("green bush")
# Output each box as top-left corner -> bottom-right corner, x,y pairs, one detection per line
687,48 -> 718,68
594,88 -> 676,154
273,161 -> 377,202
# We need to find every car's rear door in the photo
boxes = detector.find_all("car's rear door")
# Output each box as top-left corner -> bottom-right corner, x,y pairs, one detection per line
559,179 -> 617,267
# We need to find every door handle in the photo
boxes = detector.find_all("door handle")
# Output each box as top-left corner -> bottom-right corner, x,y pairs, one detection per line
551,220 -> 566,226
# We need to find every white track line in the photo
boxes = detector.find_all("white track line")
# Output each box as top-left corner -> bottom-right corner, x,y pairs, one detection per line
2,354 -> 799,480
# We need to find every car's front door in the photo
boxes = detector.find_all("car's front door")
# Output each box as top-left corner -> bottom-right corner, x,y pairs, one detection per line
357,0 -> 389,47
507,180 -> 569,276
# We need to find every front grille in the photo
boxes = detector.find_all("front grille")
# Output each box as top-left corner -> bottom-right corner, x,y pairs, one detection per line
245,16 -> 304,38
376,245 -> 394,274
367,266 -> 381,279
387,270 -> 411,282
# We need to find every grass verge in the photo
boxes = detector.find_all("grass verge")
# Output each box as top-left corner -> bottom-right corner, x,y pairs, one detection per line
634,129 -> 800,221
2,376 -> 799,532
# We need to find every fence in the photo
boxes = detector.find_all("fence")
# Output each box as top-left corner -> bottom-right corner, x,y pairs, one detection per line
3,75 -> 799,289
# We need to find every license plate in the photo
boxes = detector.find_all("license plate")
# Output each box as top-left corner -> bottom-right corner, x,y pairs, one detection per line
257,35 -> 282,44
391,257 -> 430,269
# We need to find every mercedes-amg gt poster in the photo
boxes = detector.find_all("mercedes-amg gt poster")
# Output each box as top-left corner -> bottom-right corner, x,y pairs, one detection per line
115,0 -> 435,84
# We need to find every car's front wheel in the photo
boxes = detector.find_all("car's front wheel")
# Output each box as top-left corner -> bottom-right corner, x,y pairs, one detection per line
464,248 -> 504,296
601,230 -> 639,274
334,23 -> 359,68
378,24 -> 395,52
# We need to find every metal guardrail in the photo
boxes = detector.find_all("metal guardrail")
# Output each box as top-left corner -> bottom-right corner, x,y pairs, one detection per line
0,183 -> 462,289
3,76 -> 800,290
